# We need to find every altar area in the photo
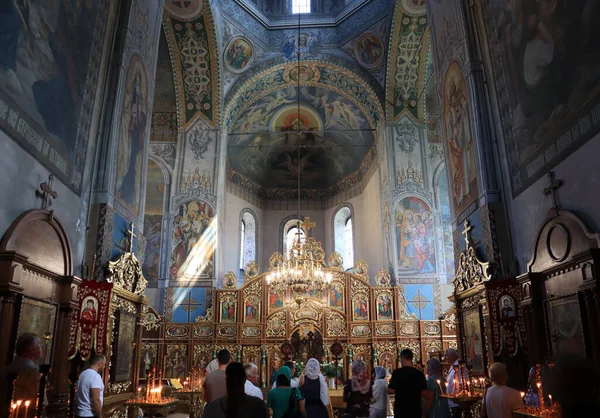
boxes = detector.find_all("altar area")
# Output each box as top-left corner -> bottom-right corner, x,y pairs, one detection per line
140,237 -> 457,392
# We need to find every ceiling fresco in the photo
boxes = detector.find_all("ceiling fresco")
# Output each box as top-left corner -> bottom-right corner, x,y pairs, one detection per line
386,0 -> 430,123
228,85 -> 375,190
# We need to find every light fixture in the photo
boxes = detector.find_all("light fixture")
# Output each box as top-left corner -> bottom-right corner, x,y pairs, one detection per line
265,12 -> 332,302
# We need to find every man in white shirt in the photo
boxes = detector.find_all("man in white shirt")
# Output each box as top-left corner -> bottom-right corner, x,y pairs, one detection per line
76,354 -> 106,418
445,348 -> 468,418
481,363 -> 523,418
244,363 -> 263,400
271,361 -> 298,389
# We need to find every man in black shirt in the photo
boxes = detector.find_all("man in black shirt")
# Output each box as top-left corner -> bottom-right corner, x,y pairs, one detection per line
388,349 -> 433,418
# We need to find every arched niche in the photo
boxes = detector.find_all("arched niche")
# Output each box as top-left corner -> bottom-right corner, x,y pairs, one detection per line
0,209 -> 80,411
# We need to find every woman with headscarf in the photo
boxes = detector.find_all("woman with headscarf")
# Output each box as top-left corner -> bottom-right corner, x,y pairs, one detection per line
425,358 -> 450,418
343,360 -> 372,418
267,365 -> 305,418
299,358 -> 329,418
370,366 -> 389,418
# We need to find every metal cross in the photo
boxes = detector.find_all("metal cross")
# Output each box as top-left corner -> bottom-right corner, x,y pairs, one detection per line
461,220 -> 473,248
543,171 -> 563,210
127,222 -> 136,253
303,217 -> 316,232
37,174 -> 57,209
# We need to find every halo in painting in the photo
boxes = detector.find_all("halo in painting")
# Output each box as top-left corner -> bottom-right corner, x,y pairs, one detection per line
354,33 -> 384,69
224,36 -> 254,74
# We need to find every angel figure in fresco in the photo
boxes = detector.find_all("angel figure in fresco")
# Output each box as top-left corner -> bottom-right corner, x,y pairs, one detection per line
414,213 -> 436,274
264,90 -> 294,113
398,210 -> 417,268
278,152 -> 315,179
446,77 -> 473,206
81,298 -> 97,321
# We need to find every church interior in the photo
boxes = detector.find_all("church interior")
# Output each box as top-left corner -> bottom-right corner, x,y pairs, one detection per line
1,0 -> 600,417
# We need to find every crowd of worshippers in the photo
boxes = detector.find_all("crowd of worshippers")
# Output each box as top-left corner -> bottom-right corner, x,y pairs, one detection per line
2,334 -> 600,418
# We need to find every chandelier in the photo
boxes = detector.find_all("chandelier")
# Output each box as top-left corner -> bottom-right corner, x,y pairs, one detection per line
265,12 -> 332,300
266,218 -> 333,297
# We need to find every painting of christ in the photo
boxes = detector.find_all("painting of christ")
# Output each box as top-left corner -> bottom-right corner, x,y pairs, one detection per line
245,295 -> 260,322
329,282 -> 344,311
115,55 -> 148,217
443,61 -> 478,216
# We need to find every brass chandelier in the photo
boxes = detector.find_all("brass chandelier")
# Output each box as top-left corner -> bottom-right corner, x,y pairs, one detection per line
265,11 -> 332,299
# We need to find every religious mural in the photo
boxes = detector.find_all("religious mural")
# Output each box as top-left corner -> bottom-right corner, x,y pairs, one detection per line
224,37 -> 253,73
170,200 -> 215,280
115,55 -> 148,217
0,0 -> 106,193
172,288 -> 211,323
142,159 -> 165,281
352,293 -> 369,321
438,167 -> 456,282
395,197 -> 436,276
165,347 -> 187,379
111,212 -> 138,260
228,85 -> 374,190
329,282 -> 344,311
268,287 -> 284,311
404,284 -> 434,320
244,295 -> 261,322
354,33 -> 384,69
443,61 -> 478,217
482,0 -> 600,195
376,292 -> 393,320
220,295 -> 237,322
281,32 -> 319,60
463,308 -> 484,375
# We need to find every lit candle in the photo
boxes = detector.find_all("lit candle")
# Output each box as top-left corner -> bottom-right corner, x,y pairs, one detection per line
437,379 -> 444,394
24,400 -> 30,418
521,391 -> 525,400
549,394 -> 553,409
10,403 -> 16,418
16,400 -> 22,418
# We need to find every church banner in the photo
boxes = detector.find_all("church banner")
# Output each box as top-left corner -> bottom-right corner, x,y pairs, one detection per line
68,280 -> 113,360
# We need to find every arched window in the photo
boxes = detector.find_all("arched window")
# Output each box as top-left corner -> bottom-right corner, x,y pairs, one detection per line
239,210 -> 257,275
292,0 -> 310,14
282,218 -> 306,256
333,205 -> 354,270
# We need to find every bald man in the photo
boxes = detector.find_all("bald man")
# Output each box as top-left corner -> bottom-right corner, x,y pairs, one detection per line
480,363 -> 523,418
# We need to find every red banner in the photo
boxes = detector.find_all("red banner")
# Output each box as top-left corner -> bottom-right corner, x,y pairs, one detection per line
485,279 -> 528,356
68,280 -> 113,360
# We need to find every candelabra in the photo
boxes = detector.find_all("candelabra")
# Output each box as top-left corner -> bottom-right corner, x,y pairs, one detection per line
127,366 -> 176,405
514,363 -> 560,417
179,366 -> 203,392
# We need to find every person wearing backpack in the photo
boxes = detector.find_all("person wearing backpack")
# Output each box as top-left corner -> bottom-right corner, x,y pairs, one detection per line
267,365 -> 306,418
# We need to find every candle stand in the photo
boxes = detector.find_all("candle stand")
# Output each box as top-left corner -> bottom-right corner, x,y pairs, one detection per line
439,393 -> 482,418
126,367 -> 177,417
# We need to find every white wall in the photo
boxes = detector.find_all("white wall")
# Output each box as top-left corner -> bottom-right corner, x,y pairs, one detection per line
0,131 -> 88,275
504,135 -> 600,273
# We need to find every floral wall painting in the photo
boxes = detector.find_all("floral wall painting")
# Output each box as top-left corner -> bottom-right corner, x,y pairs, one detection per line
463,307 -> 485,375
443,61 -> 478,217
352,293 -> 369,321
244,295 -> 261,322
170,200 -> 215,280
376,293 -> 394,320
395,197 -> 436,276
329,282 -> 344,311
220,295 -> 237,322
224,37 -> 254,73
115,55 -> 148,217
354,33 -> 384,69
482,0 -> 600,195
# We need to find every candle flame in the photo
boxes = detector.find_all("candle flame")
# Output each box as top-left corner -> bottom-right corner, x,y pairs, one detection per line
549,394 -> 552,400
536,383 -> 541,388
521,392 -> 525,398
25,400 -> 30,407
11,404 -> 16,410
16,400 -> 22,406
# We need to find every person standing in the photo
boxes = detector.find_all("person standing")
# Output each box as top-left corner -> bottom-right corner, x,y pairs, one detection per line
444,348 -> 467,418
202,362 -> 268,418
387,349 -> 433,418
299,358 -> 329,418
272,361 -> 299,388
2,333 -> 44,418
204,350 -> 231,403
425,358 -> 450,418
244,363 -> 263,400
343,360 -> 372,418
76,354 -> 106,418
268,366 -> 305,418
370,366 -> 389,418
480,363 -> 523,418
